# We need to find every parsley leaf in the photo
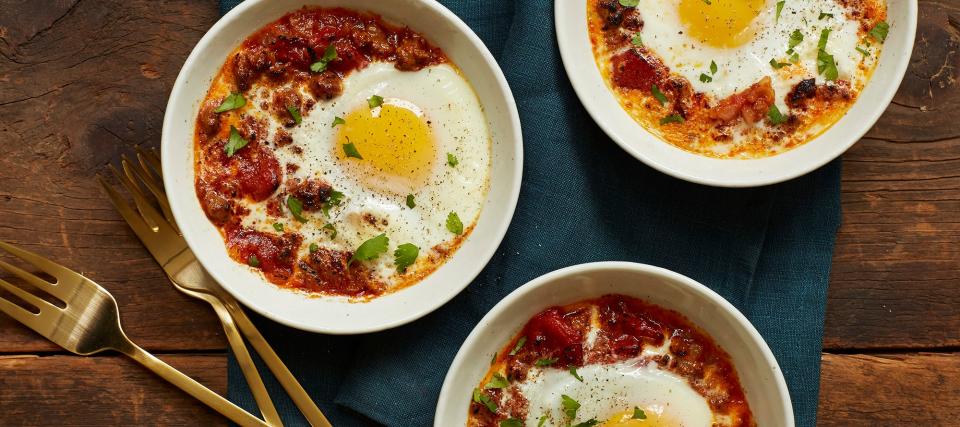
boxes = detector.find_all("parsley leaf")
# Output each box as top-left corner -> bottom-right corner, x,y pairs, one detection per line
343,141 -> 363,159
817,28 -> 831,51
332,116 -> 346,127
631,33 -> 643,47
710,60 -> 718,74
393,243 -> 419,273
535,357 -> 558,367
247,255 -> 260,267
485,372 -> 509,389
770,58 -> 790,69
569,366 -> 584,382
509,336 -> 527,355
699,73 -> 713,82
856,46 -> 870,57
788,29 -> 804,50
446,211 -> 463,235
572,420 -> 599,427
322,190 -> 345,217
286,105 -> 302,125
368,94 -> 384,108
817,29 -> 839,81
447,152 -> 459,167
224,126 -> 249,157
322,222 -> 337,239
869,21 -> 889,42
633,407 -> 647,419
350,233 -> 389,265
650,84 -> 668,105
618,0 -> 639,7
818,12 -> 833,20
768,104 -> 787,125
310,44 -> 338,73
286,196 -> 308,222
500,419 -> 523,427
775,1 -> 785,23
472,388 -> 497,413
659,114 -> 684,125
309,242 -> 319,253
538,415 -> 548,427
405,194 -> 416,208
561,394 -> 581,420
789,52 -> 800,63
215,92 -> 246,113
272,222 -> 284,232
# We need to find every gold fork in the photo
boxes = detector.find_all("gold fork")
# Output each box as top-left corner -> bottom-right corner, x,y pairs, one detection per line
99,147 -> 332,427
0,241 -> 268,427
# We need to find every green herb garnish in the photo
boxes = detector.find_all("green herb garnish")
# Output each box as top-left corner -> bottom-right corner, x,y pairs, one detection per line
700,73 -> 713,82
770,58 -> 790,69
651,84 -> 668,105
538,415 -> 548,427
286,196 -> 307,223
446,211 -> 463,235
309,242 -> 319,253
788,29 -> 804,50
368,94 -> 384,108
869,21 -> 889,42
247,255 -> 260,267
572,420 -> 599,427
710,60 -> 718,74
350,233 -> 389,265
472,388 -> 497,413
561,394 -> 580,419
405,194 -> 416,208
393,243 -> 419,273
535,357 -> 558,367
286,105 -> 302,125
322,223 -> 337,239
447,152 -> 459,167
343,141 -> 363,159
569,366 -> 583,382
818,12 -> 833,20
817,29 -> 838,81
618,0 -> 639,7
224,126 -> 248,157
768,104 -> 787,125
332,116 -> 346,127
631,33 -> 643,47
500,419 -> 523,427
775,1 -> 785,23
659,114 -> 684,125
215,92 -> 246,113
272,222 -> 284,232
485,372 -> 509,389
310,44 -> 338,73
633,407 -> 647,419
856,46 -> 870,57
509,336 -> 527,355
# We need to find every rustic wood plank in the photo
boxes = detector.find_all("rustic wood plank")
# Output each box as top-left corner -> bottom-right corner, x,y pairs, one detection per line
0,0 -> 225,352
823,0 -> 960,350
0,353 -> 226,426
818,352 -> 960,426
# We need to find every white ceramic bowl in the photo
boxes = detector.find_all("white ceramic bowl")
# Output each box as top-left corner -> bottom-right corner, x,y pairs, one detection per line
161,0 -> 522,334
556,1 -> 916,187
436,262 -> 793,426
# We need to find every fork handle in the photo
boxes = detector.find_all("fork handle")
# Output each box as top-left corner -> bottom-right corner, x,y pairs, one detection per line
121,342 -> 269,427
222,297 -> 333,427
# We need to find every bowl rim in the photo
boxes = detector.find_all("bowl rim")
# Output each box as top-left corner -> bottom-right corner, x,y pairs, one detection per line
435,261 -> 794,425
554,1 -> 917,188
160,0 -> 523,334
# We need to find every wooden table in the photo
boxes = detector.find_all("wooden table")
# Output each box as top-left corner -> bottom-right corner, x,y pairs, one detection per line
0,0 -> 957,425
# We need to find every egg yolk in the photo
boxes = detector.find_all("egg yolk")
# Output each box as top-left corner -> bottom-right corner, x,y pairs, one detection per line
601,408 -> 675,427
678,0 -> 764,47
335,101 -> 435,194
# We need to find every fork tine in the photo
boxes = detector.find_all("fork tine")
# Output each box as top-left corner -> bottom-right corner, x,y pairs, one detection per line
0,241 -> 85,287
110,164 -> 159,232
113,164 -> 176,237
0,292 -> 45,332
0,277 -> 61,313
97,175 -> 163,246
124,157 -> 180,235
0,258 -> 70,300
136,146 -> 163,180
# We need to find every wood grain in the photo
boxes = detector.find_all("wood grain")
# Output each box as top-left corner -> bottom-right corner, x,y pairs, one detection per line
818,352 -> 960,425
0,353 -> 226,426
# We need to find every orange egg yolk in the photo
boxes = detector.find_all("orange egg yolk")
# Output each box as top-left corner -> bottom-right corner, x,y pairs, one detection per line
678,0 -> 765,47
335,101 -> 435,194
601,408 -> 675,427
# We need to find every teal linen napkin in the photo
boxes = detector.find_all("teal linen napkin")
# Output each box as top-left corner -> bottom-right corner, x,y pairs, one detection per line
220,1 -> 840,425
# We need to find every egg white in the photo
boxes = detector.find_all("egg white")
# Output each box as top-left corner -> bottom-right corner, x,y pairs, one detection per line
240,62 -> 490,285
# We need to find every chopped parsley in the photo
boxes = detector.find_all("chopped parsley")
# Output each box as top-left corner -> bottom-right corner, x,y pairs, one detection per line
331,116 -> 346,127
631,33 -> 643,47
770,58 -> 790,69
224,126 -> 248,157
286,105 -> 302,125
247,255 -> 260,267
788,29 -> 804,51
710,60 -> 718,74
618,0 -> 639,7
569,366 -> 583,382
310,44 -> 338,73
535,357 -> 558,367
343,141 -> 363,159
393,243 -> 419,273
272,222 -> 284,232
368,94 -> 384,108
633,407 -> 647,419
817,29 -> 839,81
775,1 -> 785,23
869,21 -> 889,42
538,415 -> 548,427
659,114 -> 684,125
768,104 -> 787,125
509,336 -> 526,355
572,420 -> 599,427
405,194 -> 416,208
286,196 -> 308,222
484,373 -> 509,389
856,46 -> 871,57
447,152 -> 459,167
446,211 -> 463,235
322,222 -> 337,239
818,12 -> 833,20
817,28 -> 831,50
789,52 -> 800,63
350,233 -> 388,265
214,92 -> 246,113
322,190 -> 344,217
309,242 -> 319,253
472,388 -> 497,413
650,84 -> 668,105
500,419 -> 523,427
699,73 -> 713,83
561,394 -> 580,419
